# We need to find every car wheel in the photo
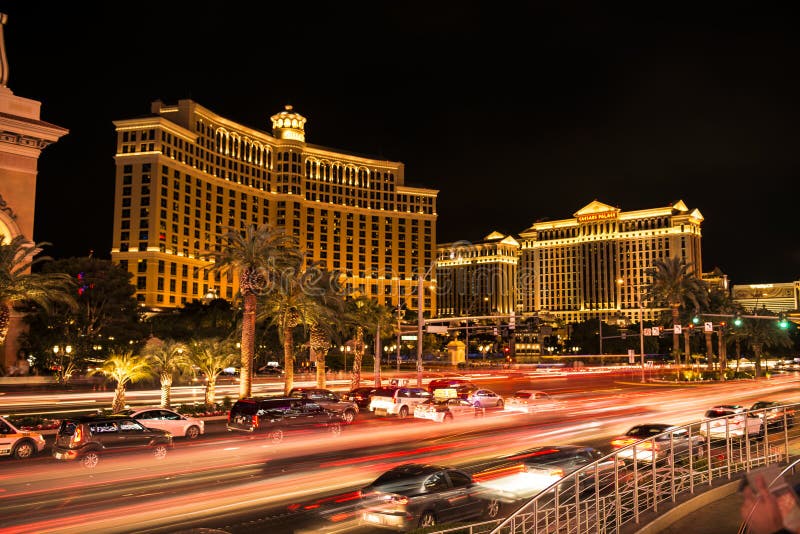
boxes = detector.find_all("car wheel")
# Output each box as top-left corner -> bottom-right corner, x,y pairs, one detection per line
485,499 -> 501,519
153,444 -> 168,460
185,425 -> 201,440
398,406 -> 409,419
12,439 -> 36,460
342,410 -> 356,424
418,511 -> 436,528
81,451 -> 100,469
474,402 -> 482,409
444,413 -> 454,423
268,429 -> 284,443
496,399 -> 504,409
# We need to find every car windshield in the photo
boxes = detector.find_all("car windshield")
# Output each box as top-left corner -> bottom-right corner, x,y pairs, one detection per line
58,421 -> 78,436
751,402 -> 776,410
705,409 -> 735,418
626,425 -> 669,437
514,392 -> 533,399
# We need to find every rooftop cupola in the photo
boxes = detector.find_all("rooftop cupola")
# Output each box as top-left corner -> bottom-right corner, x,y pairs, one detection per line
270,104 -> 307,142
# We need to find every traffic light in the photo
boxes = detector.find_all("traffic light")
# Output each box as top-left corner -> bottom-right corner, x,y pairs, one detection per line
692,314 -> 700,325
778,313 -> 790,329
733,313 -> 743,327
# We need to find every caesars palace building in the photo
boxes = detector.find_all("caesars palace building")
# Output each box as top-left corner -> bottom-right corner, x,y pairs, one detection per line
435,199 -> 704,326
111,100 -> 437,314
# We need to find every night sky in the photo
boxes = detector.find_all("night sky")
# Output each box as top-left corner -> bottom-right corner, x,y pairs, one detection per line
2,4 -> 799,285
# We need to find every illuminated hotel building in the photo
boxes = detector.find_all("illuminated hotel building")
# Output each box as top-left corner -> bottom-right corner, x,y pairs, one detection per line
518,199 -> 704,324
732,282 -> 800,314
436,232 -> 519,317
111,100 -> 437,312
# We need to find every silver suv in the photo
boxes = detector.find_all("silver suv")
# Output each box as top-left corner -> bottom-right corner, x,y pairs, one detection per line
288,387 -> 359,424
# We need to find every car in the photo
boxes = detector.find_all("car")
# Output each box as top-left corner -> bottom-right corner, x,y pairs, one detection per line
359,463 -> 500,531
698,405 -> 763,440
52,414 -> 174,468
472,444 -> 620,502
341,386 -> 383,410
610,423 -> 704,463
369,387 -> 432,418
256,365 -> 285,376
0,415 -> 47,460
749,401 -> 796,429
227,396 -> 344,442
463,388 -> 504,409
427,378 -> 477,398
116,406 -> 205,439
288,387 -> 360,424
413,397 -> 481,423
503,390 -> 562,413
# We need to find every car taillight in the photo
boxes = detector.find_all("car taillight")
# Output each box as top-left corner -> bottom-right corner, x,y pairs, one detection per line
548,468 -> 564,478
611,438 -> 633,448
393,397 -> 398,404
253,415 -> 259,429
73,426 -> 83,445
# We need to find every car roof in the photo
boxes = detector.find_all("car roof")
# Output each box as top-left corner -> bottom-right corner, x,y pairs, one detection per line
385,463 -> 447,476
62,414 -> 139,423
502,444 -> 589,460
625,423 -> 675,434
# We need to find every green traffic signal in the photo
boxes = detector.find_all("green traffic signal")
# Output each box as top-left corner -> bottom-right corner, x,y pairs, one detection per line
692,315 -> 700,325
778,313 -> 790,329
733,314 -> 743,327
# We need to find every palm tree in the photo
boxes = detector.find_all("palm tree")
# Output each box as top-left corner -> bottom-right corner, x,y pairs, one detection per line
646,256 -> 707,370
0,236 -> 77,345
185,338 -> 239,406
343,296 -> 395,389
741,311 -> 792,379
143,338 -> 189,408
92,351 -> 152,413
258,264 -> 334,395
206,224 -> 301,400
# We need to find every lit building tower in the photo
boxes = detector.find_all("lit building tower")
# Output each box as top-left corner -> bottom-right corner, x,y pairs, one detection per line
436,231 -> 519,317
111,100 -> 437,314
0,13 -> 68,370
518,199 -> 704,324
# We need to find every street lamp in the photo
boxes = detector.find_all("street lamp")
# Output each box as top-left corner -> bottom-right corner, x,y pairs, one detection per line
53,344 -> 73,383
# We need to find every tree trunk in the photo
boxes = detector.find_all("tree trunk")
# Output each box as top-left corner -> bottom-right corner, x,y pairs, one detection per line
374,322 -> 382,387
283,326 -> 294,395
112,384 -> 126,413
0,303 -> 9,344
671,305 -> 681,367
240,292 -> 257,399
314,348 -> 327,388
683,330 -> 691,373
160,373 -> 172,407
704,331 -> 714,370
205,378 -> 216,406
351,327 -> 364,390
718,330 -> 726,381
753,342 -> 762,379
736,338 -> 742,372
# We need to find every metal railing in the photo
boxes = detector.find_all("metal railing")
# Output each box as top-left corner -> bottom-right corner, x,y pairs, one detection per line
428,403 -> 798,534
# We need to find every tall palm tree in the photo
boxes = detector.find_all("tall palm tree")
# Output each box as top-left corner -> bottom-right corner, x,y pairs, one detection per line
645,256 -> 707,370
205,224 -> 301,399
92,351 -> 152,413
343,296 -> 395,389
742,311 -> 792,379
258,264 -> 333,395
0,236 -> 76,345
143,338 -> 189,408
186,338 -> 239,405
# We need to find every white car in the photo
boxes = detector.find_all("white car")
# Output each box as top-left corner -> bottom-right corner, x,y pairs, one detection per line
118,407 -> 205,439
0,415 -> 46,459
503,390 -> 561,413
464,388 -> 505,409
698,405 -> 763,440
414,397 -> 481,422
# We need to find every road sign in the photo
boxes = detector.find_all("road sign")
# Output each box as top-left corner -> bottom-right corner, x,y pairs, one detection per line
674,324 -> 682,334
651,326 -> 661,336
704,321 -> 713,333
401,335 -> 418,341
628,349 -> 635,363
644,328 -> 652,336
426,325 -> 448,334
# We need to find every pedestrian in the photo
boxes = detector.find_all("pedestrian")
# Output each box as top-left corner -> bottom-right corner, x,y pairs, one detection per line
740,473 -> 800,534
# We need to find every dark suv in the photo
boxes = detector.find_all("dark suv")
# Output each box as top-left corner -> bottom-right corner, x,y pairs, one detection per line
52,414 -> 174,468
227,397 -> 344,442
288,387 -> 360,424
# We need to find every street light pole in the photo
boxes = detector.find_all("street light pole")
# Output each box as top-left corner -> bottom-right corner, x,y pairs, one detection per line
417,274 -> 424,387
639,288 -> 646,383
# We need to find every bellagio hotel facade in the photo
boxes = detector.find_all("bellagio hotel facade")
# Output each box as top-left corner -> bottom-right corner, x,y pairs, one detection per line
111,100 -> 437,313
517,199 -> 704,324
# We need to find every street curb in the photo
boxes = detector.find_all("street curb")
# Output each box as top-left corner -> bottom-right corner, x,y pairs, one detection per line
632,480 -> 741,534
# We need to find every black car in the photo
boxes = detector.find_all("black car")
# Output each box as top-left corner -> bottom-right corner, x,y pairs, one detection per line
749,401 -> 796,429
288,387 -> 360,424
360,463 -> 499,531
52,414 -> 174,468
227,397 -> 343,442
341,386 -> 381,410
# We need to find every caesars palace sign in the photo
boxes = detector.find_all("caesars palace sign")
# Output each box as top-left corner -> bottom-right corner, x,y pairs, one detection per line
577,211 -> 618,223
